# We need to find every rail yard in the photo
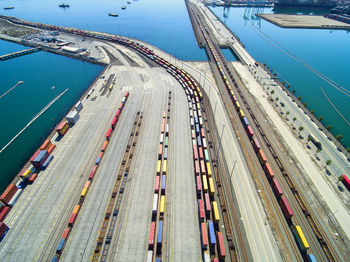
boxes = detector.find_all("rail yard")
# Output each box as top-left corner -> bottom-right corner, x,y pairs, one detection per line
0,1 -> 349,261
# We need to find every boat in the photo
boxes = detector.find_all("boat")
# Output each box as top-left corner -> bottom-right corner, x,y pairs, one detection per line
59,4 -> 70,8
108,13 -> 119,17
127,1 -> 131,4
4,6 -> 15,10
121,6 -> 127,9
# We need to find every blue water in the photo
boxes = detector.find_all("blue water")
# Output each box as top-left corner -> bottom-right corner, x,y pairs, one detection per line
0,40 -> 103,192
210,6 -> 350,148
0,1 -> 349,192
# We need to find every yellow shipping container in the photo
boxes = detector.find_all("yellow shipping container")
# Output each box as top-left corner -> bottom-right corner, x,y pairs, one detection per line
160,195 -> 165,214
208,177 -> 215,197
206,162 -> 212,177
295,225 -> 310,250
80,188 -> 88,198
162,160 -> 167,174
212,201 -> 220,223
239,109 -> 245,118
21,169 -> 32,179
202,175 -> 208,193
156,160 -> 162,174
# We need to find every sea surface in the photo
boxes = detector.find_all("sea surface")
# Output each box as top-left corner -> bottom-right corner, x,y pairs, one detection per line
0,0 -> 349,191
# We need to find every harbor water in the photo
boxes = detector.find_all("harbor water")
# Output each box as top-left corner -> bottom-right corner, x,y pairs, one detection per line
0,0 -> 349,192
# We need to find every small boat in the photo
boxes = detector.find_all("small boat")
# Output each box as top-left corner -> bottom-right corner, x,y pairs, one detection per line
59,4 -> 70,8
108,13 -> 119,17
4,6 -> 15,10
121,6 -> 126,9
127,1 -> 131,4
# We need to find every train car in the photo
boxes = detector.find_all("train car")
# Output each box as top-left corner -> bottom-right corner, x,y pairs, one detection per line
152,194 -> 158,219
72,204 -> 81,215
160,133 -> 164,144
154,176 -> 160,193
208,177 -> 215,198
204,193 -> 211,216
61,227 -> 71,240
89,165 -> 98,180
293,225 -> 310,252
204,251 -> 210,262
68,213 -> 77,227
162,160 -> 167,174
238,109 -> 245,119
206,162 -> 212,177
257,149 -> 267,165
202,138 -> 207,150
157,221 -> 163,252
156,160 -> 162,175
106,128 -> 112,141
198,199 -> 205,222
200,160 -> 206,175
196,176 -> 202,197
197,136 -> 202,147
235,101 -> 240,110
307,254 -> 317,262
193,144 -> 198,160
56,238 -> 65,254
271,178 -> 283,199
208,221 -> 216,249
279,197 -> 294,220
246,126 -> 254,139
201,222 -> 208,249
217,231 -> 226,259
149,222 -> 156,250
339,174 -> 350,191
204,149 -> 209,163
158,144 -> 163,160
159,195 -> 165,216
195,160 -> 200,176
252,138 -> 261,152
161,175 -> 166,195
212,201 -> 220,224
111,117 -> 118,130
198,147 -> 204,160
242,117 -> 249,128
101,140 -> 109,152
202,175 -> 208,193
263,163 -> 274,180
164,136 -> 168,148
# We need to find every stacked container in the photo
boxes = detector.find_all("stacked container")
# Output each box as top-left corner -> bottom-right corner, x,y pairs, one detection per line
56,121 -> 69,136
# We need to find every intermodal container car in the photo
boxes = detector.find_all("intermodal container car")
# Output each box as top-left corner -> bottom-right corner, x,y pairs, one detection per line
106,128 -> 112,141
68,213 -> 77,227
164,136 -> 168,148
163,147 -> 168,160
208,177 -> 215,198
201,128 -> 206,138
212,201 -> 220,224
264,163 -> 274,180
152,194 -> 158,218
201,222 -> 208,249
198,147 -> 204,160
208,221 -> 216,248
206,162 -> 212,177
195,160 -> 200,176
204,149 -> 209,162
89,165 -> 98,180
293,225 -> 310,251
160,196 -> 165,215
161,175 -> 166,195
204,193 -> 211,216
339,174 -> 350,191
157,221 -> 163,251
154,176 -> 160,193
200,160 -> 206,175
252,138 -> 261,152
146,250 -> 153,262
156,160 -> 162,175
160,133 -> 164,144
72,204 -> 81,215
197,136 -> 202,147
95,157 -> 101,165
198,199 -> 205,222
193,144 -> 198,160
56,238 -> 65,254
271,178 -> 283,199
61,227 -> 71,240
80,187 -> 88,199
204,251 -> 210,262
158,144 -> 163,159
149,222 -> 156,249
101,140 -> 109,152
246,126 -> 254,138
0,184 -> 18,206
202,138 -> 207,150
279,197 -> 294,219
196,176 -> 202,196
162,160 -> 167,174
257,149 -> 267,165
115,109 -> 121,119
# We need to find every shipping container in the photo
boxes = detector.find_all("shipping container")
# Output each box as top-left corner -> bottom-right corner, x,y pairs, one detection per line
339,174 -> 350,191
200,160 -> 206,175
195,160 -> 200,176
149,222 -> 156,249
293,225 -> 310,251
156,160 -> 162,175
160,134 -> 164,144
204,251 -> 210,262
72,204 -> 81,215
111,117 -> 118,130
198,147 -> 204,160
206,162 -> 212,177
68,213 -> 77,227
0,222 -> 9,240
118,103 -> 123,111
198,199 -> 205,222
279,197 -> 294,219
201,222 -> 208,249
196,176 -> 202,197
242,117 -> 249,128
158,144 -> 163,159
157,221 -> 163,250
217,232 -> 226,259
48,144 -> 56,154
163,147 -> 168,160
239,109 -> 245,118
252,138 -> 261,152
66,110 -> 80,125
61,227 -> 71,240
0,207 -> 10,222
147,251 -> 153,262
28,173 -> 38,183
101,140 -> 109,152
160,196 -> 165,215
95,157 -> 101,165
30,149 -> 41,162
0,184 -> 18,206
154,176 -> 160,193
208,177 -> 215,197
264,163 -> 274,180
115,109 -> 121,119
161,175 -> 166,195
106,128 -> 113,141
56,238 -> 65,254
21,169 -> 32,179
204,149 -> 209,163
165,124 -> 169,135
152,194 -> 158,218
271,178 -> 283,199
257,149 -> 267,165
307,254 -> 317,262
162,160 -> 167,174
204,193 -> 211,215
40,139 -> 52,150
208,221 -> 216,248
212,201 -> 220,224
164,136 -> 168,148
42,155 -> 54,170
202,175 -> 208,193
80,187 -> 88,199
8,189 -> 23,207
246,126 -> 254,138
89,165 -> 98,180
74,101 -> 83,112
193,144 -> 198,160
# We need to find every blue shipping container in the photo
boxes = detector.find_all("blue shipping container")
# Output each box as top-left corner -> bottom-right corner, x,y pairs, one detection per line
56,238 -> 65,254
42,155 -> 54,170
208,221 -> 216,246
157,221 -> 163,246
96,157 -> 101,165
163,148 -> 168,160
197,136 -> 202,147
161,176 -> 166,195
33,150 -> 48,163
307,254 -> 317,262
50,256 -> 58,262
196,124 -> 200,134
242,117 -> 249,127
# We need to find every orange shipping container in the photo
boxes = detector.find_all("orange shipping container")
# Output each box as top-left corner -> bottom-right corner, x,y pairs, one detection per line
84,180 -> 91,189
48,144 -> 56,154
72,205 -> 81,215
0,184 -> 18,205
29,174 -> 38,183
101,140 -> 109,152
40,139 -> 52,150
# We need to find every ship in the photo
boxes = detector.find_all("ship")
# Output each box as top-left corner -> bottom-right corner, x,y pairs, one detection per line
108,13 -> 119,17
4,6 -> 15,10
59,4 -> 70,8
127,1 -> 131,4
121,6 -> 127,9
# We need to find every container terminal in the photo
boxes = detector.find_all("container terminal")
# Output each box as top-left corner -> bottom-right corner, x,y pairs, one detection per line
0,2 -> 349,261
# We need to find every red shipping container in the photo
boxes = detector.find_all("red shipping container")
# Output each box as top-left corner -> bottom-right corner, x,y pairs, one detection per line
154,176 -> 160,193
0,207 -> 11,222
196,176 -> 202,196
198,200 -> 205,222
195,160 -> 200,176
89,165 -> 98,180
124,91 -> 129,98
252,138 -> 261,152
271,178 -> 283,199
40,139 -> 52,150
0,184 -> 18,206
118,103 -> 123,111
204,193 -> 211,215
148,222 -> 156,249
111,117 -> 117,129
198,147 -> 204,160
264,163 -> 274,180
340,174 -> 350,191
30,149 -> 41,162
279,197 -> 293,219
68,213 -> 77,227
48,144 -> 56,154
29,174 -> 38,183
101,140 -> 109,152
217,231 -> 226,258
201,222 -> 208,249
115,109 -> 120,119
106,128 -> 112,140
61,227 -> 71,239
246,126 -> 254,138
193,144 -> 198,160
258,149 -> 267,165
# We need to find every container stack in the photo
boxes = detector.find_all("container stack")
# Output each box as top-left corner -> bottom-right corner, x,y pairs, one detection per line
0,184 -> 18,206
74,101 -> 83,112
31,150 -> 49,168
56,120 -> 69,136
66,110 -> 80,125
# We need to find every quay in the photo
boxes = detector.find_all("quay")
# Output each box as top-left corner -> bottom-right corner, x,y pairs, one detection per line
0,48 -> 40,61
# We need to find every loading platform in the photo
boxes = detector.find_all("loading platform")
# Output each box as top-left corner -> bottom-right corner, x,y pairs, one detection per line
0,48 -> 40,61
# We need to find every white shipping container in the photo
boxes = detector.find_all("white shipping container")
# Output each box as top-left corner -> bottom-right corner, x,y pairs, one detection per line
152,194 -> 158,215
75,101 -> 83,112
66,110 -> 80,125
8,189 -> 23,207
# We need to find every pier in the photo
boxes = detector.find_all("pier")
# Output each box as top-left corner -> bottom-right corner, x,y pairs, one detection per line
0,47 -> 40,61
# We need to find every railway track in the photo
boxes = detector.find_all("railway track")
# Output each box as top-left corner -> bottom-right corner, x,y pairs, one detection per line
91,111 -> 143,262
188,2 -> 339,261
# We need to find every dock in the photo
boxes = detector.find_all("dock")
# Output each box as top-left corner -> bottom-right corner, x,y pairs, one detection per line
0,47 -> 40,61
